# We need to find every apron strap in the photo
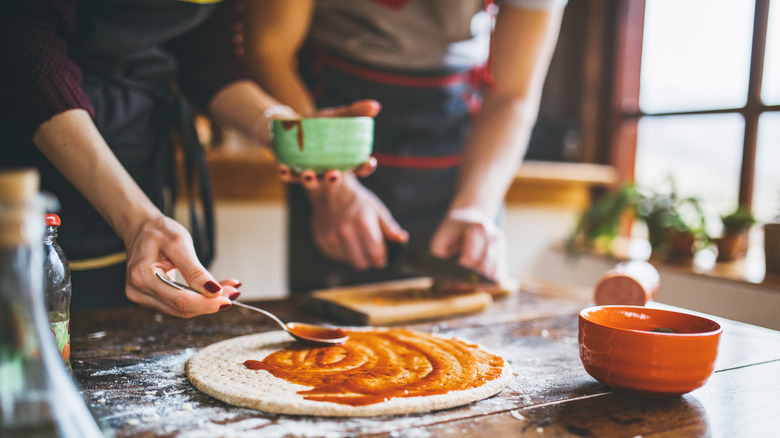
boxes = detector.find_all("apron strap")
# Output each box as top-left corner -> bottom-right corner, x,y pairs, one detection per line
175,94 -> 216,267
99,69 -> 216,268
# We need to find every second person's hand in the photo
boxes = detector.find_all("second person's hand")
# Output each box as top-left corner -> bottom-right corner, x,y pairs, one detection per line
276,99 -> 382,187
307,173 -> 408,271
429,208 -> 508,282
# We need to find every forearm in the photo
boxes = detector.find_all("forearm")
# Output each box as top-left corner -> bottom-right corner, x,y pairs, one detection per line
242,0 -> 316,115
450,5 -> 563,218
208,80 -> 297,146
450,96 -> 538,217
32,109 -> 160,245
245,51 -> 315,116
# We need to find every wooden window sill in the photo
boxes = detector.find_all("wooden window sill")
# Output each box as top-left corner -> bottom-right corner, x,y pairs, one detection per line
204,146 -> 618,208
581,237 -> 780,292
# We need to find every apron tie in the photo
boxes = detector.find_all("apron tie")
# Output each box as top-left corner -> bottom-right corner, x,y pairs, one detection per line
107,71 -> 217,268
174,94 -> 216,267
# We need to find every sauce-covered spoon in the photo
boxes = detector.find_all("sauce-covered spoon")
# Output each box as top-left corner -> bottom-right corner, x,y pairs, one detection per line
155,272 -> 348,346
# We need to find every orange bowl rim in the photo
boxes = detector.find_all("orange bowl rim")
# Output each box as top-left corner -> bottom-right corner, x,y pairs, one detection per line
579,305 -> 723,337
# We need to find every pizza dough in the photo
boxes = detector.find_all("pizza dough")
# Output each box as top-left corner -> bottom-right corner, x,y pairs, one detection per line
186,328 -> 511,417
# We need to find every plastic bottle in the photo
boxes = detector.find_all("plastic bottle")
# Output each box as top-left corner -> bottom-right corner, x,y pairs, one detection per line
0,169 -> 103,438
43,214 -> 72,372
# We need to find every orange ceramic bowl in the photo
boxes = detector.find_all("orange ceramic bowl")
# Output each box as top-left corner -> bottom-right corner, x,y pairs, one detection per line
578,306 -> 722,398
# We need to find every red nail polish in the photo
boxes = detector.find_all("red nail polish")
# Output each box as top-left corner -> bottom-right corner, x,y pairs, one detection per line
234,282 -> 242,289
219,303 -> 232,311
204,281 -> 221,294
304,175 -> 314,182
328,175 -> 338,183
229,292 -> 240,301
279,168 -> 288,177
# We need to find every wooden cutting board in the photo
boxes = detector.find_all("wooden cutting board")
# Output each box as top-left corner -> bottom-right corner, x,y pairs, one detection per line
307,277 -> 495,326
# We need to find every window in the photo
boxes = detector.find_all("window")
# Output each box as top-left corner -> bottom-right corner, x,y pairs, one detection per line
611,0 -> 779,231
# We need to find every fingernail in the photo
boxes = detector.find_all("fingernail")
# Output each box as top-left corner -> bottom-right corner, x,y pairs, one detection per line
229,292 -> 241,301
328,175 -> 338,183
234,282 -> 243,289
219,303 -> 232,311
304,175 -> 314,183
204,281 -> 221,294
279,168 -> 288,177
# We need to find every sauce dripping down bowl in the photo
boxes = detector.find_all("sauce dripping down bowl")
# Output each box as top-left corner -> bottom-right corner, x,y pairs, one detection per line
271,117 -> 374,173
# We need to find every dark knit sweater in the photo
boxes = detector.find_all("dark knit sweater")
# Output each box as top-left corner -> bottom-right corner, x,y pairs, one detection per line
0,0 -> 247,144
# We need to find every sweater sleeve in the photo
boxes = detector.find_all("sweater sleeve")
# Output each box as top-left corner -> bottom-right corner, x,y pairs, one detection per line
0,0 -> 94,141
165,0 -> 250,110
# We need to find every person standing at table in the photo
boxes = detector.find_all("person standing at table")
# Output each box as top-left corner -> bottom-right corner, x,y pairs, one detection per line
0,0 -> 375,316
243,0 -> 566,292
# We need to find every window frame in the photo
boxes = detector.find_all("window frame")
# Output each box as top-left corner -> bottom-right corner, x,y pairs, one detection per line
606,0 -> 777,209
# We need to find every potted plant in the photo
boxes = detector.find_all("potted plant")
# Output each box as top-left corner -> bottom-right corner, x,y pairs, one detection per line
567,177 -> 708,261
636,179 -> 708,260
713,206 -> 755,262
565,183 -> 640,255
766,223 -> 780,277
765,195 -> 780,278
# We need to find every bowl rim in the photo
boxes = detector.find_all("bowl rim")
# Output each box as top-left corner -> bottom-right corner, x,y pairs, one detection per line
579,305 -> 723,337
271,116 -> 375,123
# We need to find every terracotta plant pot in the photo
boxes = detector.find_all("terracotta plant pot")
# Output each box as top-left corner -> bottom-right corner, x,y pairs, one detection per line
714,232 -> 748,262
665,229 -> 696,259
765,223 -> 780,277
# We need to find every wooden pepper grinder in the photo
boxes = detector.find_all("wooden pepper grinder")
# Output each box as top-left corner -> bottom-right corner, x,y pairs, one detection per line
593,260 -> 660,306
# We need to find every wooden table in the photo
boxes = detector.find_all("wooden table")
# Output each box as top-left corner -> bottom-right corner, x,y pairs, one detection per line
71,283 -> 780,437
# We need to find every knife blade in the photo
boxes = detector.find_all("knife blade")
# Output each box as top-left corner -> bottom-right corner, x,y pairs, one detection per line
386,241 -> 497,286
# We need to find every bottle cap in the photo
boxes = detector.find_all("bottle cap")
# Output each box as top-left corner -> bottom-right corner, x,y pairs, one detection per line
45,214 -> 61,226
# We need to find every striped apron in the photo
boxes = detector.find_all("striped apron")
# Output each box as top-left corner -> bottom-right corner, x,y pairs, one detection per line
287,47 -> 489,293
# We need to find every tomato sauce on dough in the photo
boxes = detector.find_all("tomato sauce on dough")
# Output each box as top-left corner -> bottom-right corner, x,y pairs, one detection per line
244,329 -> 504,406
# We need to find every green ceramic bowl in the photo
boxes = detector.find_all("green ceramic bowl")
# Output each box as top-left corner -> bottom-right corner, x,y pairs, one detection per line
271,117 -> 374,173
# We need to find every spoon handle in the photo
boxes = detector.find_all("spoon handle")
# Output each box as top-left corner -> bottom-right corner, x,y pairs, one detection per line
155,272 -> 287,330
230,301 -> 287,329
156,271 -> 205,294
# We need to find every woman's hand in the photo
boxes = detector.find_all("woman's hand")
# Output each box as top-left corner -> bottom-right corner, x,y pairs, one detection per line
307,173 -> 408,270
277,99 -> 382,187
123,214 -> 237,318
429,208 -> 508,282
33,110 -> 238,319
273,99 -> 401,270
278,157 -> 377,189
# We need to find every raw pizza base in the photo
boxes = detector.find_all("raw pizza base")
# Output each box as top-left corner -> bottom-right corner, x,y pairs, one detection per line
186,329 -> 512,417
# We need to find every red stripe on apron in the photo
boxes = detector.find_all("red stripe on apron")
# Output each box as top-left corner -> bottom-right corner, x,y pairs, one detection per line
371,0 -> 412,9
313,51 -> 470,88
373,153 -> 461,169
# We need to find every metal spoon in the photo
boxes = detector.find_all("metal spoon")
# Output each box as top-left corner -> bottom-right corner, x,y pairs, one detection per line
155,272 -> 348,346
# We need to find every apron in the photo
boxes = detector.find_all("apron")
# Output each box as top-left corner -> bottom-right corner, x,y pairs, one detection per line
287,47 -> 486,293
38,1 -> 217,310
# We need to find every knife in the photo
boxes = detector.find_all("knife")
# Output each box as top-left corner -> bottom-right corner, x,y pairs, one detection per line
386,240 -> 497,286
